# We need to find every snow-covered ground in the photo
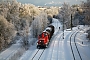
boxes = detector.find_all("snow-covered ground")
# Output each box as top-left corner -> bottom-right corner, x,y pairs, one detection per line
0,18 -> 90,60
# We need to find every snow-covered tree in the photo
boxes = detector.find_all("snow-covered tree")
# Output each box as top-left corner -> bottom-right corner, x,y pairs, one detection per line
21,20 -> 30,47
82,0 -> 90,25
0,15 -> 15,50
80,0 -> 90,40
0,0 -> 21,30
39,12 -> 48,29
58,3 -> 71,29
0,0 -> 50,50
19,3 -> 40,26
45,7 -> 59,18
31,12 -> 48,38
31,16 -> 42,38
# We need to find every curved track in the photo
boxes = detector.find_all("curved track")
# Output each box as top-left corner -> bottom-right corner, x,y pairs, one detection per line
70,31 -> 82,60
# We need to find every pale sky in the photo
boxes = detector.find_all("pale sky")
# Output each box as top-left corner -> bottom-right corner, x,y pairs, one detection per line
17,0 -> 86,6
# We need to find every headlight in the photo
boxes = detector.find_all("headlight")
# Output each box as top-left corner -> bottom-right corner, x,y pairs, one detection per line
40,41 -> 41,42
37,43 -> 38,45
45,43 -> 47,44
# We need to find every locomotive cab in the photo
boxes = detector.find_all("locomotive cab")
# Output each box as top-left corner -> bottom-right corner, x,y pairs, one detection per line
37,25 -> 54,48
37,32 -> 49,48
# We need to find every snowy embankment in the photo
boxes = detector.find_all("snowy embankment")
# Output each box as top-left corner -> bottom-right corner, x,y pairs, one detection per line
0,38 -> 37,60
0,43 -> 25,60
0,24 -> 37,60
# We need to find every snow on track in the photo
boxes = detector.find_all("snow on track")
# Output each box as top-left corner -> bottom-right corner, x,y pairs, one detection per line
19,19 -> 90,60
76,32 -> 90,60
70,31 -> 82,60
1,18 -> 90,60
0,44 -> 23,60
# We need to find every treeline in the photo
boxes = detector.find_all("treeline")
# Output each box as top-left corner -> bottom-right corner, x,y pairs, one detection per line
0,0 -> 40,50
58,3 -> 71,29
57,0 -> 90,28
81,0 -> 90,40
0,0 -> 59,51
57,0 -> 90,40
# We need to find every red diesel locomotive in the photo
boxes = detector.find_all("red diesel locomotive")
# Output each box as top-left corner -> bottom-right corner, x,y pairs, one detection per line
37,25 -> 54,48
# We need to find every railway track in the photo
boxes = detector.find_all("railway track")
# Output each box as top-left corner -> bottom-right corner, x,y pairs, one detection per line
31,49 -> 45,60
30,31 -> 59,60
19,29 -> 61,60
57,33 -> 64,60
47,31 -> 63,60
70,31 -> 82,60
30,31 -> 63,60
